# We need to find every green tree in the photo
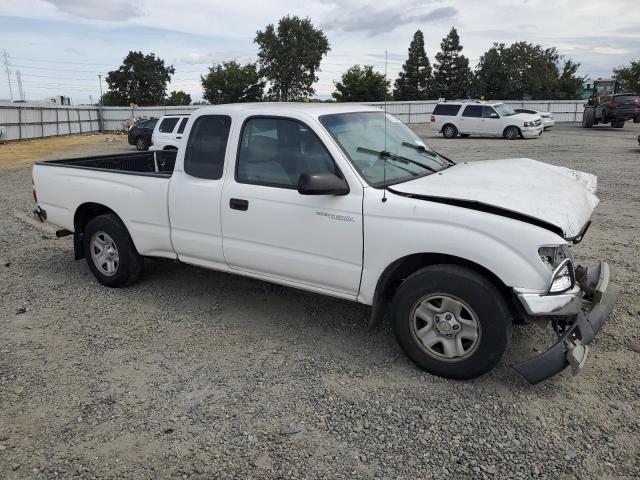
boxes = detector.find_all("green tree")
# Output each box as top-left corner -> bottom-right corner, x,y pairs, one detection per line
99,91 -> 121,106
255,15 -> 330,101
476,42 -> 582,99
393,30 -> 432,100
105,51 -> 175,106
614,59 -> 640,93
201,61 -> 265,104
333,65 -> 388,102
166,90 -> 192,106
432,27 -> 473,99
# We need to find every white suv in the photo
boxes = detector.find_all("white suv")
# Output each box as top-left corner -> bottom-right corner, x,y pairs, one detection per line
150,115 -> 190,150
431,101 -> 543,140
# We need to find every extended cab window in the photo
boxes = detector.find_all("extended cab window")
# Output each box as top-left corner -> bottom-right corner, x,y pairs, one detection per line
432,104 -> 461,116
177,117 -> 188,134
236,117 -> 338,189
159,117 -> 179,133
462,105 -> 482,117
184,115 -> 231,180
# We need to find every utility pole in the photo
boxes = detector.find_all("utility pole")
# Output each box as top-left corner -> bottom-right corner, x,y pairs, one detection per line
2,49 -> 14,101
16,70 -> 25,101
97,74 -> 104,132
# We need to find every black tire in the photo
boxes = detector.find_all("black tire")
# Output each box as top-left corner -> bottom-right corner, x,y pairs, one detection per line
391,264 -> 511,380
582,108 -> 594,128
613,120 -> 625,128
83,213 -> 143,288
633,115 -> 640,124
442,124 -> 458,139
459,133 -> 470,138
503,125 -> 520,140
135,136 -> 149,151
164,146 -> 178,151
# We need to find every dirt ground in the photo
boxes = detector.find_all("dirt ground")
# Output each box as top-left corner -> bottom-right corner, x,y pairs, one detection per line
1,123 -> 639,479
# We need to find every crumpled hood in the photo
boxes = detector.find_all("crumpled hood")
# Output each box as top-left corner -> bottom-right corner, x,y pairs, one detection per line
390,158 -> 599,238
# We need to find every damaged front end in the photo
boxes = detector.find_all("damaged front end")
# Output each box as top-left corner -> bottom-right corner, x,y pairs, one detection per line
513,260 -> 619,384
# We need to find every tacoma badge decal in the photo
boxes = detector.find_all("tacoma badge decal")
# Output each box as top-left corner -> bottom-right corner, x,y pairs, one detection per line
316,211 -> 355,223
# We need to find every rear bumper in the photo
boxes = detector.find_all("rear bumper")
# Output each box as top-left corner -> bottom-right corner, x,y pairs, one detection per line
542,118 -> 555,128
512,261 -> 619,384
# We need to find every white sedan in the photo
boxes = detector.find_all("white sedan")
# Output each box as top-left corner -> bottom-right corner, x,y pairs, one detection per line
514,108 -> 555,129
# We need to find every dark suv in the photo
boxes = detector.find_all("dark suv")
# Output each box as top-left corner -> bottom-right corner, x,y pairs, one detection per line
127,118 -> 158,150
593,93 -> 639,128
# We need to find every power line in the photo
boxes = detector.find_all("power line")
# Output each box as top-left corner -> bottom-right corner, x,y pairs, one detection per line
2,49 -> 14,101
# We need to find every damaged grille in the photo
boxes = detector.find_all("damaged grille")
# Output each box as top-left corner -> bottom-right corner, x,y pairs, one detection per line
533,119 -> 542,127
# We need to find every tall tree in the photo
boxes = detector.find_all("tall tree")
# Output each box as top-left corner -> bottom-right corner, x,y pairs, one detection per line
105,51 -> 174,106
201,61 -> 265,104
614,59 -> 640,93
255,15 -> 330,101
432,27 -> 473,99
333,65 -> 388,102
476,42 -> 583,99
393,30 -> 432,100
166,90 -> 192,106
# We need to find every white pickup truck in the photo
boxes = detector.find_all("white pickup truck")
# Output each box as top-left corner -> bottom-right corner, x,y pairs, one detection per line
32,103 -> 618,384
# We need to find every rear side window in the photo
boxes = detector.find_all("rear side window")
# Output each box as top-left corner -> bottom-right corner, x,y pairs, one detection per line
184,115 -> 231,180
177,117 -> 188,134
433,104 -> 461,116
462,105 -> 482,117
159,117 -> 179,133
236,117 -> 338,189
614,95 -> 638,103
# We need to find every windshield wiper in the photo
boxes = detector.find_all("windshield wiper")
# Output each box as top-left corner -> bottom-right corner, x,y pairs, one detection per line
401,142 -> 454,166
357,147 -> 436,173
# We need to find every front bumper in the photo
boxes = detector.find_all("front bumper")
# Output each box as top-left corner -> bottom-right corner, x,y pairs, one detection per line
521,126 -> 543,137
512,261 -> 619,384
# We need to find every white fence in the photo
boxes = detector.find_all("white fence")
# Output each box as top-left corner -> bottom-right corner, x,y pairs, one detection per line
0,100 -> 587,141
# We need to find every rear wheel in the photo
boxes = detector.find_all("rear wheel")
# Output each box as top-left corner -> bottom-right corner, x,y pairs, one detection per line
83,214 -> 142,287
391,265 -> 511,379
135,136 -> 149,151
634,115 -> 640,124
612,120 -> 625,128
503,126 -> 520,140
442,124 -> 458,139
582,107 -> 594,128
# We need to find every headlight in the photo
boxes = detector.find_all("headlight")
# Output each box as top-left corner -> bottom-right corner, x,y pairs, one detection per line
539,245 -> 575,294
548,259 -> 575,294
524,121 -> 535,127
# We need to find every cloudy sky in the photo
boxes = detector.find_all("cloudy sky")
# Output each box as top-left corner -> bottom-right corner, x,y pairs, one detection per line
1,0 -> 638,103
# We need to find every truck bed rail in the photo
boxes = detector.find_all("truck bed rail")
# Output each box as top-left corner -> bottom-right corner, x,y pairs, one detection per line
35,151 -> 176,177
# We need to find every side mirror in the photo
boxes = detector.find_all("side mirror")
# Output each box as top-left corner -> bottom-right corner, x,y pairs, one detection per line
490,113 -> 500,119
298,172 -> 349,195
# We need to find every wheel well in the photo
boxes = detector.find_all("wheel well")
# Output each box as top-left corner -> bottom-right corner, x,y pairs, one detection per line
369,253 -> 521,328
163,145 -> 178,151
73,203 -> 118,260
503,125 -> 521,136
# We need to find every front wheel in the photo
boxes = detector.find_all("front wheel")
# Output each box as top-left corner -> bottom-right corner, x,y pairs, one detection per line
503,126 -> 520,140
391,265 -> 511,379
612,120 -> 625,128
634,115 -> 640,124
83,214 -> 143,287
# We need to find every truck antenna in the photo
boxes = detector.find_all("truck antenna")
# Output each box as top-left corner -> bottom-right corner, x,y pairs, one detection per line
382,50 -> 388,203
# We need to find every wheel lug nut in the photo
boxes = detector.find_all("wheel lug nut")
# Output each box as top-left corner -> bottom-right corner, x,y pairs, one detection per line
445,313 -> 452,320
453,325 -> 460,330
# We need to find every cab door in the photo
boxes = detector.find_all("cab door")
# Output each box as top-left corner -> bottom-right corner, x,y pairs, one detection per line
479,106 -> 503,135
459,105 -> 481,133
168,114 -> 233,270
220,115 -> 364,298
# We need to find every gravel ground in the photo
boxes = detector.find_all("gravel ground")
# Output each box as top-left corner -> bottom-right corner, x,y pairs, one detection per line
1,124 -> 639,479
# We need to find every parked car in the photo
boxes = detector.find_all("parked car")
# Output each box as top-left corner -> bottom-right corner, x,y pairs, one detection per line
431,101 -> 543,139
127,118 -> 158,151
513,108 -> 555,129
582,93 -> 640,128
32,103 -> 618,384
150,115 -> 190,150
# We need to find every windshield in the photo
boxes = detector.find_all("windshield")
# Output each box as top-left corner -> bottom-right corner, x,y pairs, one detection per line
494,103 -> 516,116
320,112 -> 451,187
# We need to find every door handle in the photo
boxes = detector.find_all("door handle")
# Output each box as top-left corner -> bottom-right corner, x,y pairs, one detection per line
176,136 -> 182,139
229,198 -> 249,211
